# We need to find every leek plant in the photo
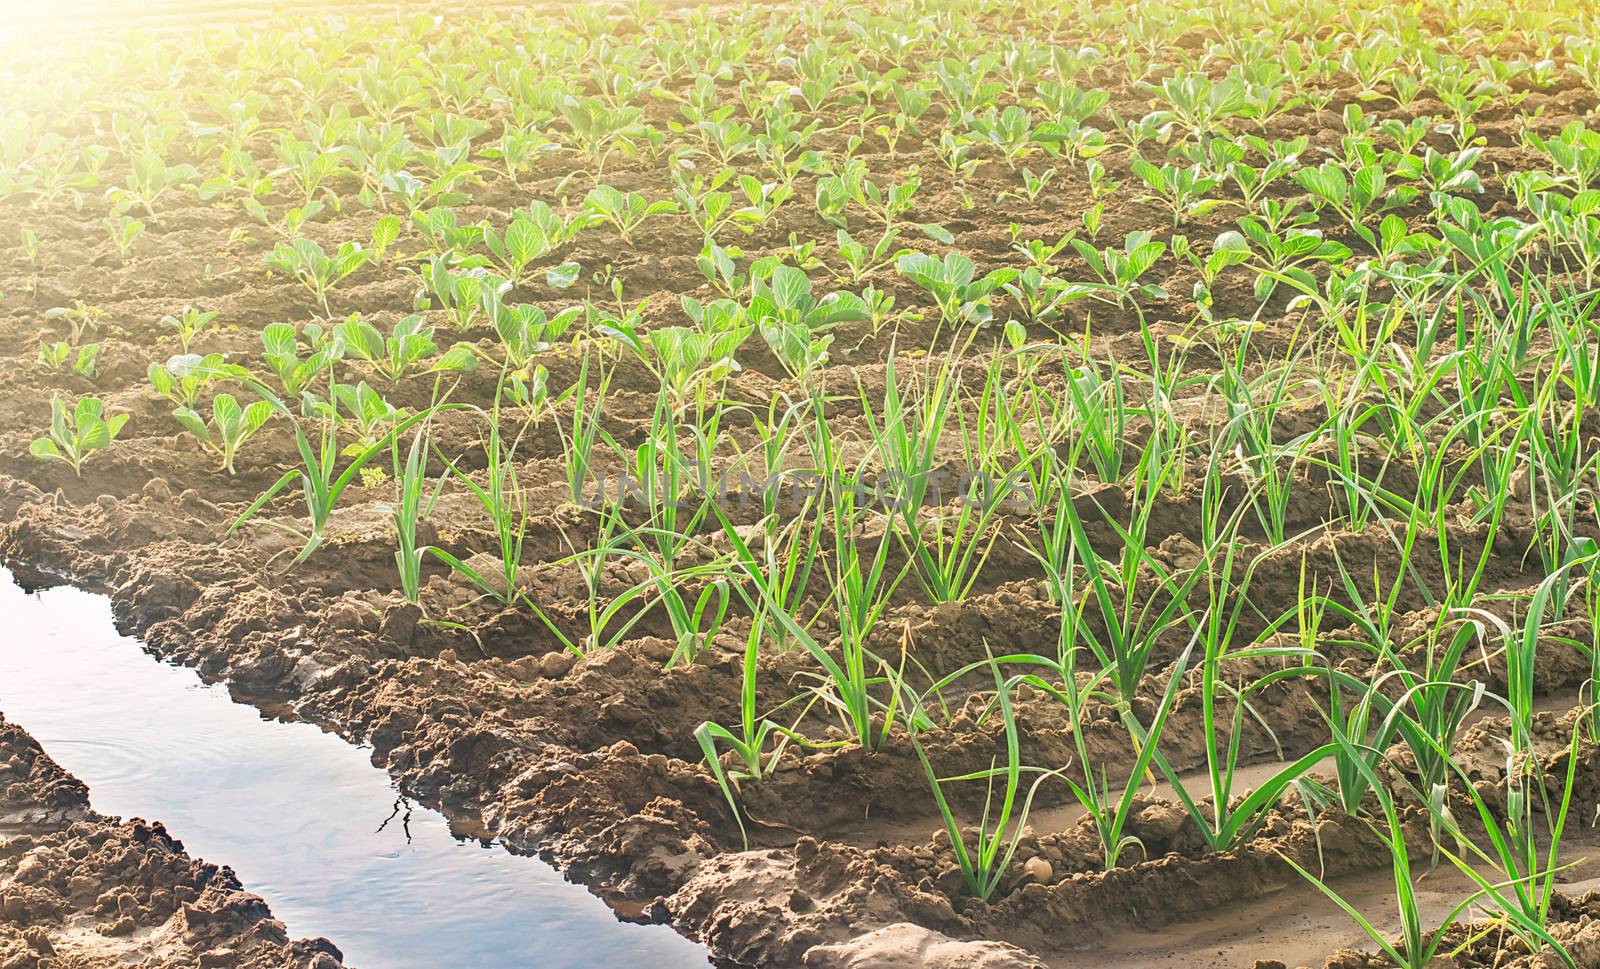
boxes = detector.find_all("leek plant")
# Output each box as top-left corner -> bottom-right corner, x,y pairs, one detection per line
1282,730 -> 1575,969
730,394 -> 823,650
558,355 -> 611,506
715,403 -> 909,751
608,392 -> 729,666
530,501 -> 664,657
387,412 -> 447,604
225,369 -> 435,568
909,658 -> 1056,901
1147,465 -> 1335,852
975,564 -> 1198,870
1057,429 -> 1205,704
694,610 -> 814,846
429,376 -> 533,605
865,357 -> 1031,603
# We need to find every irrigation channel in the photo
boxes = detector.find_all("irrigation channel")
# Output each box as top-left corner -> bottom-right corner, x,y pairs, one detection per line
0,566 -> 711,969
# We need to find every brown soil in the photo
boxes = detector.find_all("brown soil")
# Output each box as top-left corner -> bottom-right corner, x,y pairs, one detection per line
2,2 -> 1599,968
0,713 -> 346,969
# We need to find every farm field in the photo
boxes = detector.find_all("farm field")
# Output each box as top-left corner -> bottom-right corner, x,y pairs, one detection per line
4,1 -> 1600,967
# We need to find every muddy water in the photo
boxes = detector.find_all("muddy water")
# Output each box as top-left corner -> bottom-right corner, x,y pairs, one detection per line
0,568 -> 710,969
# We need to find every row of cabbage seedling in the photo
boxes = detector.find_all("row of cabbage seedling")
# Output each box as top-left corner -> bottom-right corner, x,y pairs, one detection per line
6,0 -> 1600,223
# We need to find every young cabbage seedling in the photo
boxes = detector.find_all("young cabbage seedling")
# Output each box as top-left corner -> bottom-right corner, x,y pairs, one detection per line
160,306 -> 220,353
266,238 -> 372,317
148,352 -> 249,408
261,321 -> 339,397
37,340 -> 99,377
895,250 -> 1018,344
584,184 -> 678,243
336,313 -> 476,384
103,215 -> 145,261
31,395 -> 128,476
173,392 -> 274,474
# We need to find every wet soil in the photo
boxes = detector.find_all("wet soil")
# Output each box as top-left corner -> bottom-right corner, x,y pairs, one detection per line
0,568 -> 710,969
0,713 -> 346,969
